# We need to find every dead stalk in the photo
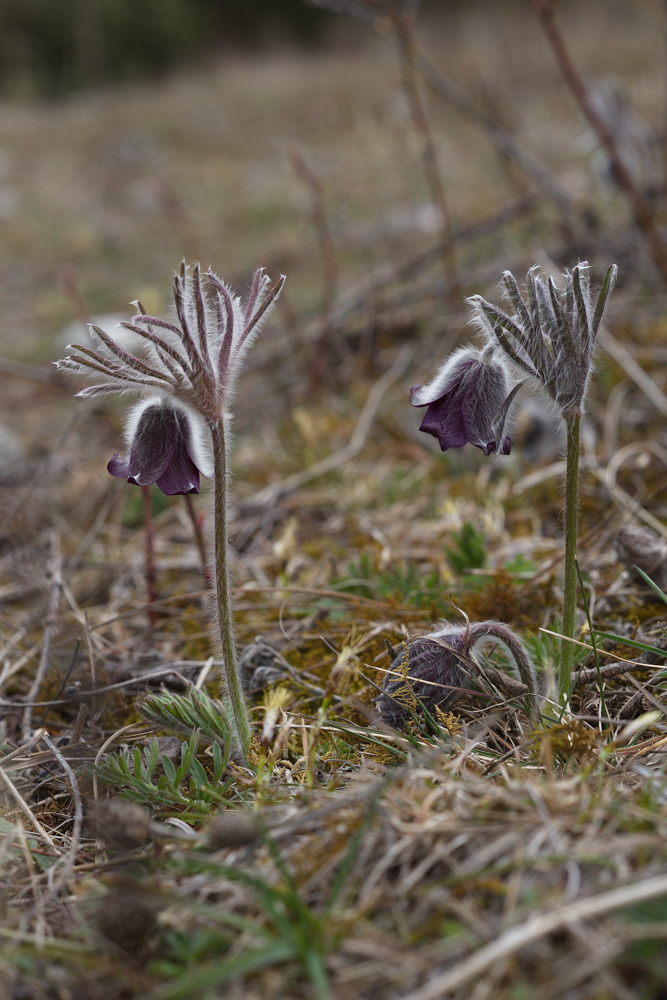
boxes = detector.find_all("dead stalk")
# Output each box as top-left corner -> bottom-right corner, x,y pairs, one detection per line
527,0 -> 667,281
21,535 -> 62,739
393,5 -> 459,294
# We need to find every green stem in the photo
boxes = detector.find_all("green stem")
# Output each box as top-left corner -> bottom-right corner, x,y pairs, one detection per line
210,418 -> 251,761
559,412 -> 581,706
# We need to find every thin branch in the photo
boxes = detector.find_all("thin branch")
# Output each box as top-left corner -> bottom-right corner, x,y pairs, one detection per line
527,0 -> 667,282
40,734 -> 83,898
242,343 -> 414,508
22,536 -> 63,739
402,872 -> 667,1000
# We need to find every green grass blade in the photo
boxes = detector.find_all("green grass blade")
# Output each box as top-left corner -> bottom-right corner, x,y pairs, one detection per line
139,941 -> 295,1000
634,565 -> 667,605
592,631 -> 667,657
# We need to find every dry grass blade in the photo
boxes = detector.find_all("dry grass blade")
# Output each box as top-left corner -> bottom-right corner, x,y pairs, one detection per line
401,874 -> 667,1000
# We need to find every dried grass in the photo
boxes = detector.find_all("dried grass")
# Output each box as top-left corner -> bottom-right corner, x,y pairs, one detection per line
3,2 -> 667,997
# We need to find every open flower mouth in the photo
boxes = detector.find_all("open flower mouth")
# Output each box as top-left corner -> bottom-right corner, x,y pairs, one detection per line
410,349 -> 515,456
107,401 -> 207,496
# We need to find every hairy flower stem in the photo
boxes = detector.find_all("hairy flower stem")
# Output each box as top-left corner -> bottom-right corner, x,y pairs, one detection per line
468,621 -> 537,719
559,413 -> 581,706
210,419 -> 251,760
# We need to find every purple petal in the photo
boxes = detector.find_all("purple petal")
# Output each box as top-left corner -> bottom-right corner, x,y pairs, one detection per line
375,634 -> 470,728
155,450 -> 200,495
107,454 -> 130,478
155,409 -> 201,495
461,363 -> 508,455
127,406 -> 177,486
418,390 -> 470,450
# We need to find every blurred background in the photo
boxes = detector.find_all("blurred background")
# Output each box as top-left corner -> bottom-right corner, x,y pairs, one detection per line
2,0 -> 667,592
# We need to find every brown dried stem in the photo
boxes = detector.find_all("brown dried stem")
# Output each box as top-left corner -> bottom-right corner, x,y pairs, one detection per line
527,0 -> 667,282
289,148 -> 339,384
142,485 -> 158,631
393,5 -> 460,294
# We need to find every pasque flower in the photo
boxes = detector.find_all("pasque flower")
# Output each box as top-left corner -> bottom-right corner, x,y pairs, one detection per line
376,620 -> 536,729
410,346 -> 520,456
466,262 -> 617,705
56,263 -> 285,761
107,398 -> 211,496
56,262 -> 284,421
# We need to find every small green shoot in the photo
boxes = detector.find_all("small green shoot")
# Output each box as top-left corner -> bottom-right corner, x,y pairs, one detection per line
96,732 -> 231,821
446,522 -> 487,576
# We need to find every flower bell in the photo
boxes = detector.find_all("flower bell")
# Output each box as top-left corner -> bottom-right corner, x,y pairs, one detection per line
410,346 -> 519,456
107,399 -> 211,496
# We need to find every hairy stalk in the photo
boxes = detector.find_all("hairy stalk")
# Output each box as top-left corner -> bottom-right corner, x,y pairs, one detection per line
210,419 -> 251,759
469,621 -> 537,719
559,412 -> 581,706
142,485 -> 158,631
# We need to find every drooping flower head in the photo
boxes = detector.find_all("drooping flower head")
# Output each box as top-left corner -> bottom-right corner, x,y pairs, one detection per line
56,262 -> 285,423
468,262 -> 617,418
410,346 -> 521,456
107,397 -> 211,496
375,627 -> 471,729
56,263 -> 284,495
376,620 -> 537,729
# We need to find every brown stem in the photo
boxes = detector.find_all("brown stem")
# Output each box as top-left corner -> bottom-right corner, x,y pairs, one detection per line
184,494 -> 210,586
528,0 -> 667,282
394,10 -> 460,295
142,485 -> 158,631
289,148 -> 339,385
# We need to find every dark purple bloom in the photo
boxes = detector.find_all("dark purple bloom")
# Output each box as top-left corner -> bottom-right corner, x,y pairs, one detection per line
108,401 -> 210,496
410,348 -> 518,456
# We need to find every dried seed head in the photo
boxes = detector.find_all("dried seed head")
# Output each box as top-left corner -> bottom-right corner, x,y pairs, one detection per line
91,885 -> 159,952
469,262 -> 617,417
205,811 -> 259,849
92,799 -> 151,852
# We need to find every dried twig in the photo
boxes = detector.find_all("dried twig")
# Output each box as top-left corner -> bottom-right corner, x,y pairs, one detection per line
40,734 -> 83,898
527,0 -> 667,281
392,3 -> 459,292
142,485 -> 158,631
289,148 -> 339,383
21,535 -> 63,739
0,760 -> 62,854
401,873 -> 667,1000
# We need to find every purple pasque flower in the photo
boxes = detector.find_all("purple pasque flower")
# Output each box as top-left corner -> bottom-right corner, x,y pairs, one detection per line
410,346 -> 521,456
55,262 -> 285,424
376,620 -> 537,729
107,398 -> 212,496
